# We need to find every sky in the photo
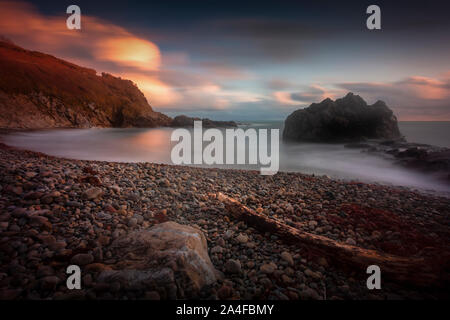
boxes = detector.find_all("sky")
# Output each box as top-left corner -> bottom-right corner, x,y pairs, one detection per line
0,0 -> 449,121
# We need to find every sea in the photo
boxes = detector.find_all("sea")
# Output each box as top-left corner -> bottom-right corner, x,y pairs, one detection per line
2,121 -> 449,195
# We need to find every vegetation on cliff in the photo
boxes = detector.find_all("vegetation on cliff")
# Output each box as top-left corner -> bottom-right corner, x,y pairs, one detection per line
0,40 -> 171,129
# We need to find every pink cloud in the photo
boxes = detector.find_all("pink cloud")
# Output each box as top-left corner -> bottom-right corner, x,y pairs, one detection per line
272,75 -> 450,120
338,74 -> 450,120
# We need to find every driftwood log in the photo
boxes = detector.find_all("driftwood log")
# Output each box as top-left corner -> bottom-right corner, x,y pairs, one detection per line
215,192 -> 449,288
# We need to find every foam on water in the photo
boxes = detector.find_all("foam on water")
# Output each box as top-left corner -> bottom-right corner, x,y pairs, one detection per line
2,122 -> 449,195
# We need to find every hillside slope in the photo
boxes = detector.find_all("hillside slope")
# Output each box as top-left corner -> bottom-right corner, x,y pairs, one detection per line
0,40 -> 171,129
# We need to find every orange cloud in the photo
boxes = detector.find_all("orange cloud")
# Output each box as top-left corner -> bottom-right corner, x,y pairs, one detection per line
95,37 -> 161,70
0,1 -> 162,71
122,73 -> 181,107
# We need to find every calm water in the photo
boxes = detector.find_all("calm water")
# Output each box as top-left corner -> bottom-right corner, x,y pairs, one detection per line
399,122 -> 450,148
2,121 -> 449,195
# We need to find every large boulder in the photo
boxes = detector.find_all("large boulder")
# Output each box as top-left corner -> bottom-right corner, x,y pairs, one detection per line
97,222 -> 220,299
283,93 -> 401,142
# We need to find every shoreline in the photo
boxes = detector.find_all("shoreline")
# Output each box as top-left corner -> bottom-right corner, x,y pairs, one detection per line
0,141 -> 449,300
1,130 -> 449,198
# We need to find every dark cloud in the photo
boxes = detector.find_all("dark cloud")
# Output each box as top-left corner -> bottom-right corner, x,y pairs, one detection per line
209,18 -> 327,40
148,15 -> 338,64
166,99 -> 294,121
196,61 -> 250,79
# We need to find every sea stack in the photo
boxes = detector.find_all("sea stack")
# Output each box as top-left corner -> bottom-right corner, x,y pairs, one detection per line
282,93 -> 401,142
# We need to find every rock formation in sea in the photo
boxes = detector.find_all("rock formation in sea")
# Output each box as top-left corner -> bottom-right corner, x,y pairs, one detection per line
171,115 -> 237,128
0,40 -> 172,129
282,92 -> 401,142
345,140 -> 450,182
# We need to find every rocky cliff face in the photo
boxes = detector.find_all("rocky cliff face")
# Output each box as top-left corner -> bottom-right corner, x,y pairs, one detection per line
0,41 -> 171,129
283,93 -> 401,142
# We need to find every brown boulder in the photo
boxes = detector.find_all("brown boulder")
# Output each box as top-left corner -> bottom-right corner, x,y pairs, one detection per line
98,222 -> 220,298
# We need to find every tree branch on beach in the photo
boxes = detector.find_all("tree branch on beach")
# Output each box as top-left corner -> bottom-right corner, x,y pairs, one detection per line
214,192 -> 449,288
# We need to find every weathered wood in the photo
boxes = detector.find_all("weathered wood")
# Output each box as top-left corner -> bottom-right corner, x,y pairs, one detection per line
215,192 -> 449,288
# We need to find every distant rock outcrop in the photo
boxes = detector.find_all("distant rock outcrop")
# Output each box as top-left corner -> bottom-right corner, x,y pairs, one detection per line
283,93 -> 401,142
171,115 -> 237,128
345,140 -> 450,182
0,40 -> 171,129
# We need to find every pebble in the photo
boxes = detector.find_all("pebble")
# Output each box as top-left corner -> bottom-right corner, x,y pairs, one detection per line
280,251 -> 294,266
217,285 -> 233,299
225,259 -> 241,274
70,253 -> 94,266
300,287 -> 321,300
127,218 -> 138,227
145,291 -> 160,300
260,262 -> 277,274
83,187 -> 103,200
40,276 -> 61,290
211,245 -> 223,254
236,233 -> 249,243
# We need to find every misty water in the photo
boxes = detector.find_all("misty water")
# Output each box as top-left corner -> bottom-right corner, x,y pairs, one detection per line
2,121 -> 449,195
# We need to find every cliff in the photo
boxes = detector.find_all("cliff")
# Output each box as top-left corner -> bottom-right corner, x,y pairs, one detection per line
0,40 -> 171,129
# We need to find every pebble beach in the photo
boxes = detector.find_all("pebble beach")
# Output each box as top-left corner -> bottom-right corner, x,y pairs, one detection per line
0,143 -> 449,300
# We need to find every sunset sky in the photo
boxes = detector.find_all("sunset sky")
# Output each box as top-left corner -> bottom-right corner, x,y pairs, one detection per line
0,0 -> 449,120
